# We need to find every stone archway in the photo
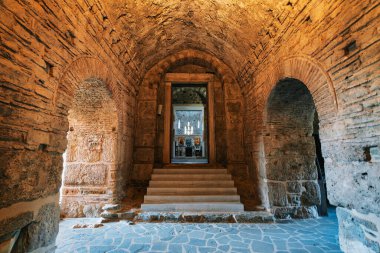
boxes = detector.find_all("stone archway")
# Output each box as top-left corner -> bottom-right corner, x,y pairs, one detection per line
250,55 -> 338,214
133,49 -> 258,210
264,78 -> 322,218
55,57 -> 125,217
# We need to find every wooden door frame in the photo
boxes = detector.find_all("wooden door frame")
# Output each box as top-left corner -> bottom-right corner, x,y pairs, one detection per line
163,73 -> 216,164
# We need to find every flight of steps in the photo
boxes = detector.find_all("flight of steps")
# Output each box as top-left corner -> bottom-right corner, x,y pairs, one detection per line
141,165 -> 244,212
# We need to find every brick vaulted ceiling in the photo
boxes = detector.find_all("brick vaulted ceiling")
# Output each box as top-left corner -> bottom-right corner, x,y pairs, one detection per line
0,0 -> 324,87
102,0 -> 293,75
50,0 -> 298,76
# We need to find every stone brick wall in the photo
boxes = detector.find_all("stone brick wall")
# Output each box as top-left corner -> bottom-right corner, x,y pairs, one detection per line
240,0 -> 379,251
0,1 -> 137,251
0,0 -> 378,252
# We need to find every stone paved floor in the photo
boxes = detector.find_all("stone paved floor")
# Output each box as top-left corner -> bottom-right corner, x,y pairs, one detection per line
55,209 -> 342,253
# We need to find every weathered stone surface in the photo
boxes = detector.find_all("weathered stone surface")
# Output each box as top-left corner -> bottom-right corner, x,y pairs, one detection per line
64,164 -> 108,186
267,182 -> 287,207
337,207 -> 380,253
0,150 -> 61,209
12,203 -> 60,253
301,181 -> 321,206
287,181 -> 302,194
102,204 -> 121,212
72,223 -> 104,229
133,211 -> 274,223
100,211 -> 119,219
60,200 -> 104,218
119,210 -> 138,220
0,212 -> 33,237
274,206 -> 318,219
233,212 -> 275,223
326,161 -> 380,216
83,204 -> 103,217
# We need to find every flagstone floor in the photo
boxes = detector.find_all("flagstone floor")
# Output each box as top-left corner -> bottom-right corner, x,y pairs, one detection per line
55,208 -> 342,253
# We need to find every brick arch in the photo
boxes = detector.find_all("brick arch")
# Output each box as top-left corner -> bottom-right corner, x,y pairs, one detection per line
142,49 -> 237,85
263,55 -> 338,123
258,55 -> 338,216
55,56 -> 121,109
54,56 -> 124,217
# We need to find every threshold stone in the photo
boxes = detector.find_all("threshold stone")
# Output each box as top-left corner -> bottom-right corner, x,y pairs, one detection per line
134,211 -> 275,223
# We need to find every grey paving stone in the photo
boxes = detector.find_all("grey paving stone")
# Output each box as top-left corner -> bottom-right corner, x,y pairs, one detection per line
56,209 -> 343,253
168,243 -> 182,252
151,242 -> 168,251
189,238 -> 206,247
251,240 -> 274,253
183,244 -> 197,253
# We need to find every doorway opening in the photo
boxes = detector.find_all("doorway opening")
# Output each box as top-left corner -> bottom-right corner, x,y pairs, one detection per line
171,84 -> 208,164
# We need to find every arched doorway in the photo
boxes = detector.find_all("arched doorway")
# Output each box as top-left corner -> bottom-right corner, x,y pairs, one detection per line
60,78 -> 119,217
264,78 -> 327,218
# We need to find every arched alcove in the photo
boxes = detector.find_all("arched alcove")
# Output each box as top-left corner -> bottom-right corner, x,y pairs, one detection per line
53,57 -> 128,218
60,78 -> 119,217
264,78 -> 324,218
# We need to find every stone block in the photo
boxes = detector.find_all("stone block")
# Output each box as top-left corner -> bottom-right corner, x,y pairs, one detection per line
233,212 -> 275,223
102,204 -> 121,211
75,134 -> 104,163
119,211 -> 137,220
83,204 -> 103,217
12,203 -> 60,253
287,194 -> 301,206
100,211 -> 118,219
64,164 -> 108,186
138,101 -> 157,119
101,134 -> 117,162
26,129 -> 50,147
274,206 -> 318,219
266,157 -> 317,181
301,181 -> 321,206
131,164 -> 153,181
267,182 -> 287,207
60,198 -> 105,218
136,118 -> 156,131
0,212 -> 33,237
326,161 -> 380,216
134,148 -> 154,163
0,150 -> 61,208
287,181 -> 302,193
135,133 -> 156,146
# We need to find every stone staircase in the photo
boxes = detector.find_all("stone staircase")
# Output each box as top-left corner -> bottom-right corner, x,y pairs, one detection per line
141,165 -> 244,212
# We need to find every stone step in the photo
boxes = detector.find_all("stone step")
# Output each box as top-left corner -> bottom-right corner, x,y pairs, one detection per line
144,195 -> 241,203
141,202 -> 245,212
149,180 -> 234,187
153,168 -> 228,174
147,187 -> 237,195
151,174 -> 231,181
